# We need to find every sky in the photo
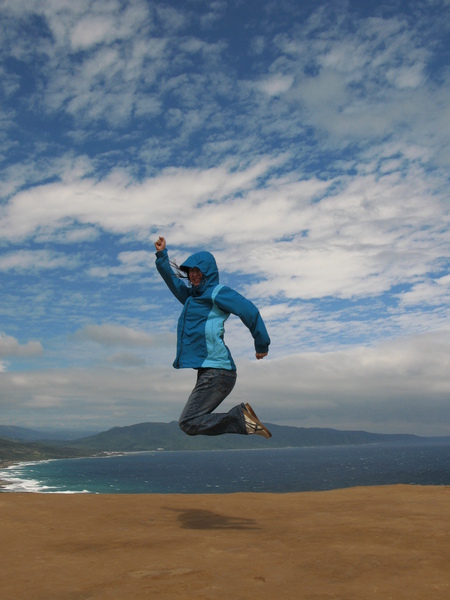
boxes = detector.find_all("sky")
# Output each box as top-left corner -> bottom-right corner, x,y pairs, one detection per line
0,0 -> 449,436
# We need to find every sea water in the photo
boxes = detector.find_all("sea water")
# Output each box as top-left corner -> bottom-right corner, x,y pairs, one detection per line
1,440 -> 449,494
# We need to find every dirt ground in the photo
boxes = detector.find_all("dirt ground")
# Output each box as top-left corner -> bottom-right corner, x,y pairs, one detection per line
1,485 -> 449,599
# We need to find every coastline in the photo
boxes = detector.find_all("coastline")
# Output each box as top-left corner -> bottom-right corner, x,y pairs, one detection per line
1,485 -> 448,599
0,452 -> 125,492
2,440 -> 449,494
0,460 -> 17,490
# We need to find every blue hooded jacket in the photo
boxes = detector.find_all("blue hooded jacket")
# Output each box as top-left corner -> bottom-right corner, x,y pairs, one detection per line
155,248 -> 270,370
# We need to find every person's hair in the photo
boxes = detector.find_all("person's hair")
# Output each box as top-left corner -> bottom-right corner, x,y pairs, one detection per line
170,259 -> 189,279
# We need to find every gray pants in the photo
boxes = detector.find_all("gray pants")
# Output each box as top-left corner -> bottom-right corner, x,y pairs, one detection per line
179,368 -> 247,436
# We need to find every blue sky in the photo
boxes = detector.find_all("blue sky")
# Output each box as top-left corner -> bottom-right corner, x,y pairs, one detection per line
1,0 -> 449,435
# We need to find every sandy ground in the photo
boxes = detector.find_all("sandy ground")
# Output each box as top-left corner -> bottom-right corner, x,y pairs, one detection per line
0,485 -> 449,600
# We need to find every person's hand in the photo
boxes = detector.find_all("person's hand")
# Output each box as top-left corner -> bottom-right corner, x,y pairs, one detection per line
154,236 -> 166,252
256,352 -> 268,360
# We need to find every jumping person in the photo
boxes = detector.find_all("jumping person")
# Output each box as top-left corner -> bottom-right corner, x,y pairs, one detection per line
154,236 -> 272,438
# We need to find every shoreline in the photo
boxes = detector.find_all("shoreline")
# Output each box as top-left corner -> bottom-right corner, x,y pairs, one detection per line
2,441 -> 449,494
0,451 -> 127,491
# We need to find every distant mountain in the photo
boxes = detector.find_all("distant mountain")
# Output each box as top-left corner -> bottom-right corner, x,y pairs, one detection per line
0,437 -> 88,467
0,425 -> 101,442
70,421 -> 425,453
0,425 -> 50,442
2,421 -> 444,468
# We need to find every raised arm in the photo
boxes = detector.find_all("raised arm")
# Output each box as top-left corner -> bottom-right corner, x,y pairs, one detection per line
154,237 -> 189,304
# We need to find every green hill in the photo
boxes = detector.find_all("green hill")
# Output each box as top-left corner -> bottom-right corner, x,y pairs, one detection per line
70,421 -> 422,452
0,425 -> 101,442
0,437 -> 88,467
1,421 -> 433,468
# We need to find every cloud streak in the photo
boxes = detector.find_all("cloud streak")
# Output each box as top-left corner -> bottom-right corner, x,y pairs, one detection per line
1,331 -> 448,435
74,323 -> 159,347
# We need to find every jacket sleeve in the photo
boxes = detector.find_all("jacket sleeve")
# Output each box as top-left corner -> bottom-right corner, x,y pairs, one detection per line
214,286 -> 270,353
155,249 -> 190,305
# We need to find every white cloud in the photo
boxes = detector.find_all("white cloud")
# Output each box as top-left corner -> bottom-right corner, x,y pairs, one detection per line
1,154 -> 447,304
1,332 -> 448,435
397,275 -> 450,307
386,64 -> 425,89
70,16 -> 118,50
106,352 -> 146,367
257,74 -> 294,96
41,226 -> 100,244
236,331 -> 450,435
0,1 -> 167,125
267,10 -> 448,161
0,250 -> 76,271
0,159 -> 274,241
74,323 -> 158,346
0,333 -> 43,358
0,365 -> 193,428
88,250 -> 155,277
0,154 -> 93,201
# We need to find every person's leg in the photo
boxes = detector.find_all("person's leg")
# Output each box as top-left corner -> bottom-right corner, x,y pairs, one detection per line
179,368 -> 247,436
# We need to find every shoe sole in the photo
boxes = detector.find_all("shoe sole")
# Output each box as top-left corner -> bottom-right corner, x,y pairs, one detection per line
244,403 -> 272,438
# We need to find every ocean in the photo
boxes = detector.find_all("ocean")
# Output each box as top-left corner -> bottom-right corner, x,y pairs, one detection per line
1,439 -> 449,494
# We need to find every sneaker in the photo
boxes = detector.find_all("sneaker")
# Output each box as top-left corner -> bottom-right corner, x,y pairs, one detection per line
243,403 -> 272,439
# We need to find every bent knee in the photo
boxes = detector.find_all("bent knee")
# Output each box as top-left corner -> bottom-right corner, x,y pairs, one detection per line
179,419 -> 198,436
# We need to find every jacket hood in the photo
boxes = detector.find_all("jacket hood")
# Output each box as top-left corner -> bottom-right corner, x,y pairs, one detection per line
180,251 -> 219,289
